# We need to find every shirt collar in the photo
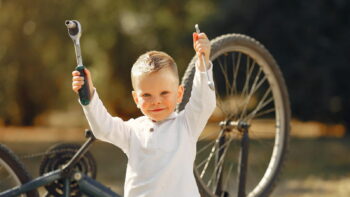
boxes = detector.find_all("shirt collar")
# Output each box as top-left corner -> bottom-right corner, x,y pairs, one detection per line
147,112 -> 178,123
166,112 -> 177,120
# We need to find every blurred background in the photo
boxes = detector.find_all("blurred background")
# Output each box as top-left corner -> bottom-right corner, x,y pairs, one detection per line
0,0 -> 349,196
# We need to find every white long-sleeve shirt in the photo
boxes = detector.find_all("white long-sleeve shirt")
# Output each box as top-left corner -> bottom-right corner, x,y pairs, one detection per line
81,65 -> 216,197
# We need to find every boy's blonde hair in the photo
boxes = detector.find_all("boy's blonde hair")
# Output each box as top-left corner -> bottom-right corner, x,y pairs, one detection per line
131,51 -> 179,88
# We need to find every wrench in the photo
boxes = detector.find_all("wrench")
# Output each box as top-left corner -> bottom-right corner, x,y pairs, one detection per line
65,20 -> 90,105
195,24 -> 215,90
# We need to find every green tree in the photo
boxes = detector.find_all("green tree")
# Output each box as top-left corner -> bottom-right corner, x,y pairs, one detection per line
0,0 -> 215,125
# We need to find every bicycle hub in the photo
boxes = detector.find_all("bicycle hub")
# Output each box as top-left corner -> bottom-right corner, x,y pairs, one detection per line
220,120 -> 250,133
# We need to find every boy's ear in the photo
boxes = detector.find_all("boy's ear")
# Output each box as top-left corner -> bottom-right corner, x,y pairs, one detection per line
132,91 -> 140,108
177,85 -> 184,104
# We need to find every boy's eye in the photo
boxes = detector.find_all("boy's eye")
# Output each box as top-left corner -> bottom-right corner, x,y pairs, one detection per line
142,93 -> 151,97
161,91 -> 169,95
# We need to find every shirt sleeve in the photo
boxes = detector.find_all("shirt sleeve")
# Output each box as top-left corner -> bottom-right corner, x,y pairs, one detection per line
81,90 -> 132,155
183,62 -> 216,140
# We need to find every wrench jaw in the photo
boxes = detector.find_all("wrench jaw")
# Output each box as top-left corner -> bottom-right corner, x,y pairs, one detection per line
65,20 -> 82,42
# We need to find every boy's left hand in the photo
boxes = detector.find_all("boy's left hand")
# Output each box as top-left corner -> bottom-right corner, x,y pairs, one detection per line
193,32 -> 211,71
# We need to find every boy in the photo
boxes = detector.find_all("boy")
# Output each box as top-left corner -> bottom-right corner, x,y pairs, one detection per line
72,32 -> 216,197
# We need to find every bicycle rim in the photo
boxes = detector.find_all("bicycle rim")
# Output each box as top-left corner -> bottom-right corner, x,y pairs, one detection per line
180,34 -> 290,197
0,159 -> 23,193
0,144 -> 37,197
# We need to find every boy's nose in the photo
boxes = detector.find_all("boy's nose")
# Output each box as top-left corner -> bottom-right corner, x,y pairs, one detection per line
151,96 -> 161,105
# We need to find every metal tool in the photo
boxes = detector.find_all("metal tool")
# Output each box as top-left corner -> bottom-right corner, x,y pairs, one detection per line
65,20 -> 90,105
195,24 -> 215,90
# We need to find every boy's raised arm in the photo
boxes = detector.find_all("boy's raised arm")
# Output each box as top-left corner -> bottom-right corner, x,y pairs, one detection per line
182,31 -> 216,140
72,68 -> 132,155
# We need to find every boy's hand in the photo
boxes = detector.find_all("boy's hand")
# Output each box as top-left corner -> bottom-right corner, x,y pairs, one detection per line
193,32 -> 211,71
72,68 -> 95,97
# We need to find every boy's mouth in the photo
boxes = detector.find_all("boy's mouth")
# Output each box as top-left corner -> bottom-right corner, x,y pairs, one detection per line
150,108 -> 165,112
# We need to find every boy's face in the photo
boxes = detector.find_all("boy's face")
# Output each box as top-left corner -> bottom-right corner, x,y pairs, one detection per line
132,67 -> 184,122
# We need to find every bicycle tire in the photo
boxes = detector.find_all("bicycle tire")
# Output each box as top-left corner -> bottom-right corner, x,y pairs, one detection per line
0,144 -> 39,197
178,34 -> 290,197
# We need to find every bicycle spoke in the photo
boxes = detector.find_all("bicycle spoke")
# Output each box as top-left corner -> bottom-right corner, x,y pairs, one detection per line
217,57 -> 232,98
246,97 -> 273,122
206,137 -> 233,188
197,133 -> 234,173
239,66 -> 264,120
217,55 -> 236,117
233,52 -> 242,95
198,136 -> 236,172
230,52 -> 242,120
229,53 -> 235,95
197,140 -> 217,155
197,134 -> 232,171
239,58 -> 257,120
218,163 -> 234,197
248,107 -> 275,120
241,57 -> 255,98
253,75 -> 267,94
199,130 -> 225,178
212,138 -> 233,192
244,87 -> 272,121
215,91 -> 229,116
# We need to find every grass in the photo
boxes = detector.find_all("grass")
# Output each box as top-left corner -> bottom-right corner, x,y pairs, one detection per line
273,138 -> 350,197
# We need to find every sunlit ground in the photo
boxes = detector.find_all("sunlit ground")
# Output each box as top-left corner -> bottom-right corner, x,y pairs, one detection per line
0,121 -> 349,196
0,119 -> 345,142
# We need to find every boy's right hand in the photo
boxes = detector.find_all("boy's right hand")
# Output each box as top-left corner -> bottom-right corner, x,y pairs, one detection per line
72,68 -> 95,97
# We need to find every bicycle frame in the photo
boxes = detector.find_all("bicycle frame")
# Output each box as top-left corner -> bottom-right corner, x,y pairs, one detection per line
0,130 -> 122,197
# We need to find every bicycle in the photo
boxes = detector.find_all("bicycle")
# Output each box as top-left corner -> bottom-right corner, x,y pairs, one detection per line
179,34 -> 291,197
0,33 -> 290,197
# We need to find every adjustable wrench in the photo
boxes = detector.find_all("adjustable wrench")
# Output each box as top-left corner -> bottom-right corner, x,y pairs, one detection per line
65,20 -> 90,105
195,24 -> 215,90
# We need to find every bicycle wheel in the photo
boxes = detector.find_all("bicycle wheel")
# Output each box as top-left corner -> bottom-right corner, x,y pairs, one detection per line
0,144 -> 39,197
178,34 -> 290,197
39,143 -> 97,197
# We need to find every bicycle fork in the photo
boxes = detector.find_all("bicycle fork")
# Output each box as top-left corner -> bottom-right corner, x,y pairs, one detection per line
216,120 -> 250,197
237,126 -> 249,197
